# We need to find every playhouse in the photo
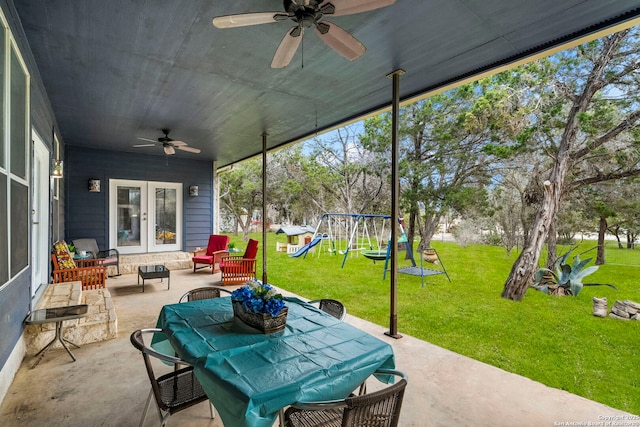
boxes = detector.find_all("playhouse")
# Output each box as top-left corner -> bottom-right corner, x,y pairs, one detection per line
275,225 -> 316,254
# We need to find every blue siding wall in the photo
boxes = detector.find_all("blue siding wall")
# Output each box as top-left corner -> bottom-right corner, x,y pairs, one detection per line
65,146 -> 214,251
0,271 -> 30,368
0,0 -> 60,371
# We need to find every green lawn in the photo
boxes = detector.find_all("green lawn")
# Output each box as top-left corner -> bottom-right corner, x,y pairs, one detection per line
226,233 -> 640,414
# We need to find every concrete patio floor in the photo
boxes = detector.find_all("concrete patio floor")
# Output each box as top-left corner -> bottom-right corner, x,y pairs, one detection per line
0,267 -> 633,426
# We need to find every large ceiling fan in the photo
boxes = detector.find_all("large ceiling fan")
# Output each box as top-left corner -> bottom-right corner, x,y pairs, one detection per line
133,129 -> 201,155
212,0 -> 396,68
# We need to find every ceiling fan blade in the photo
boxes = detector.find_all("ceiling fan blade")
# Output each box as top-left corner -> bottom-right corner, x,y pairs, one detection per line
164,145 -> 176,155
132,143 -> 156,147
212,12 -> 287,29
271,27 -> 304,68
324,0 -> 396,17
170,140 -> 187,146
176,145 -> 201,154
315,22 -> 365,61
136,137 -> 157,143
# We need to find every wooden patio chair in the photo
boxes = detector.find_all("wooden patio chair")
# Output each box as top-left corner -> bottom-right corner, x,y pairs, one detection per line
51,240 -> 107,290
192,234 -> 230,274
220,239 -> 259,285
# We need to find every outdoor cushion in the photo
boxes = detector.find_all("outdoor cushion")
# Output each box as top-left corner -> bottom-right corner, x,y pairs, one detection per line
101,256 -> 118,265
193,255 -> 214,263
243,239 -> 259,259
205,235 -> 230,255
53,240 -> 76,270
192,235 -> 230,274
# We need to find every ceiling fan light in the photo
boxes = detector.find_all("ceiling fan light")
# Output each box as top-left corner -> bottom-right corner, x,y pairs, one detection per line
164,145 -> 175,155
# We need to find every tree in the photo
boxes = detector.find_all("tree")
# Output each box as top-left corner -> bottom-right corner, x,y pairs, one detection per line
487,185 -> 522,256
362,81 -> 516,252
268,145 -> 321,225
306,125 -> 388,215
502,29 -> 640,301
219,159 -> 263,240
600,178 -> 640,249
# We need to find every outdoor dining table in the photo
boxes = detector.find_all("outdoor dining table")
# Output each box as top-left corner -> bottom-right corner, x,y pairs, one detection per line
153,296 -> 395,427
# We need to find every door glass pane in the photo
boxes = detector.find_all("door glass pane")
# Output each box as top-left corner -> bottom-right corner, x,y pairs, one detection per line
117,186 -> 141,247
155,187 -> 176,245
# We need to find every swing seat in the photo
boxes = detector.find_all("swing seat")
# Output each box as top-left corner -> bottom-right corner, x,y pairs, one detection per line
382,243 -> 451,286
399,266 -> 447,278
362,250 -> 388,261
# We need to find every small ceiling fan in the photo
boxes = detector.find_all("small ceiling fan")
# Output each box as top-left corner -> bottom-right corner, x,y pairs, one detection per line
212,0 -> 396,68
133,129 -> 201,155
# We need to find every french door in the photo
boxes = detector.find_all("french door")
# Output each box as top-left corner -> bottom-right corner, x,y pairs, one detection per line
31,132 -> 50,297
109,179 -> 182,254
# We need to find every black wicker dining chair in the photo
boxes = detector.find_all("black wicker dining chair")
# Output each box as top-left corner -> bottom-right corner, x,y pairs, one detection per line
308,299 -> 347,321
178,286 -> 230,303
283,369 -> 407,427
130,328 -> 215,427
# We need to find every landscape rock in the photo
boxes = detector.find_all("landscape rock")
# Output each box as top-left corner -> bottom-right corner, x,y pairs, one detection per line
592,297 -> 607,318
607,299 -> 640,321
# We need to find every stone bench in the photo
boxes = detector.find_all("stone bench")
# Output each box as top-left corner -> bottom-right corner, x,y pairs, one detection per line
24,281 -> 118,355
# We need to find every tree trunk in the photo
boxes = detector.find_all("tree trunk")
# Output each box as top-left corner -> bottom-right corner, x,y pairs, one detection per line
419,213 -> 441,251
406,206 -> 418,261
502,35 -> 607,300
596,216 -> 606,265
502,118 -> 575,303
546,221 -> 557,270
610,225 -> 623,248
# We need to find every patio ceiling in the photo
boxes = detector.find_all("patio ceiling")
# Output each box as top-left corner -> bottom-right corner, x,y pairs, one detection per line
13,0 -> 640,169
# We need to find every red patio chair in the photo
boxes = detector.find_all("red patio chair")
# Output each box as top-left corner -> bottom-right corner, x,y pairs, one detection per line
192,235 -> 230,274
220,239 -> 259,285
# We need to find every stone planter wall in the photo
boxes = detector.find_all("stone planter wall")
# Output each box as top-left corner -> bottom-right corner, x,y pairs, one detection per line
24,281 -> 118,355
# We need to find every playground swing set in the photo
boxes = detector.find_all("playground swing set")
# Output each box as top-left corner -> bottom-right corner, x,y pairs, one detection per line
291,212 -> 450,286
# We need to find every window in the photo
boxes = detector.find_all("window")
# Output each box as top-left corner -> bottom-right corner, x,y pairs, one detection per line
0,13 -> 30,288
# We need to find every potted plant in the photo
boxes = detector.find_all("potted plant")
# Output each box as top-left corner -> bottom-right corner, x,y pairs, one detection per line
231,280 -> 288,333
422,248 -> 438,264
531,248 -> 617,296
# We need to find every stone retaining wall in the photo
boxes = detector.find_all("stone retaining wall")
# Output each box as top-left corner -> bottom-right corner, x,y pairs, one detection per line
24,281 -> 118,355
118,251 -> 193,275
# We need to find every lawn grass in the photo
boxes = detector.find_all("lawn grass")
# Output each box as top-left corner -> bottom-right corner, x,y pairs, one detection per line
226,233 -> 640,414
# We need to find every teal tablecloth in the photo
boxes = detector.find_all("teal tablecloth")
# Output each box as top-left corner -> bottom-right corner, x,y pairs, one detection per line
154,296 -> 395,427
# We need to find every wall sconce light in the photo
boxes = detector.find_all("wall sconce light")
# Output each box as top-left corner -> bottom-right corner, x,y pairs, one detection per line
51,160 -> 63,179
89,179 -> 101,192
189,185 -> 199,197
